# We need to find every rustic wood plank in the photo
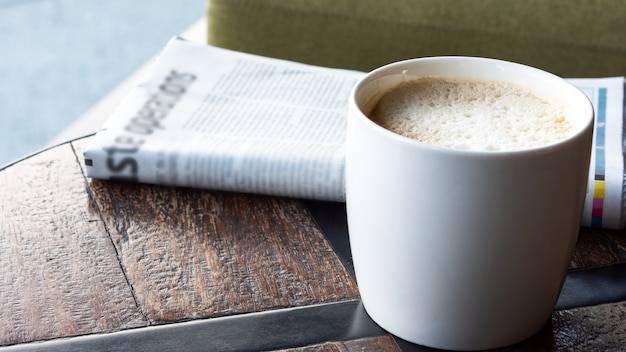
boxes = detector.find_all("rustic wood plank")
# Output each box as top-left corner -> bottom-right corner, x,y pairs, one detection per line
275,335 -> 401,352
500,301 -> 626,351
0,143 -> 145,346
72,138 -> 359,324
343,335 -> 403,351
570,227 -> 626,269
277,342 -> 346,352
87,181 -> 360,323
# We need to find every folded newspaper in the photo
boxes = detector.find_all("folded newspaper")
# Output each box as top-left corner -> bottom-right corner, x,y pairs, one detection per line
84,37 -> 626,229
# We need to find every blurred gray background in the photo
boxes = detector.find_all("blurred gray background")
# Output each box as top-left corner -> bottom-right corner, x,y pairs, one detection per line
0,0 -> 206,167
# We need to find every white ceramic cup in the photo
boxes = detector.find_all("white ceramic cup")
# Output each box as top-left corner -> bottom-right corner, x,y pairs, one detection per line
346,57 -> 594,351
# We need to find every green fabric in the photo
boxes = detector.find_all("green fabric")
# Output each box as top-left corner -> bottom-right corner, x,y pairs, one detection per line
207,0 -> 626,77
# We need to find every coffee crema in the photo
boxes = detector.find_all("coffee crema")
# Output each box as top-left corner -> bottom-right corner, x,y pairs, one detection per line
369,77 -> 574,151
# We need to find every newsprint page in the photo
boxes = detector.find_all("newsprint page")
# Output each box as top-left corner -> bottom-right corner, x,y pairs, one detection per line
85,37 -> 363,201
84,37 -> 626,229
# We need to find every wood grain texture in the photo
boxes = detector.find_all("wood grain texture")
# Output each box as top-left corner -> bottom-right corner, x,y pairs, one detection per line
342,335 -> 403,351
0,144 -> 145,346
72,138 -> 359,324
3,135 -> 626,351
501,301 -> 626,351
275,335 -> 402,352
570,227 -> 626,269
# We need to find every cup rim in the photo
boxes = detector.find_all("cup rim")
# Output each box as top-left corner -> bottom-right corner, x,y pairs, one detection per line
350,56 -> 595,157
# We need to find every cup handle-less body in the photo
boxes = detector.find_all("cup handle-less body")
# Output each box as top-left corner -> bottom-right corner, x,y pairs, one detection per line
346,57 -> 594,350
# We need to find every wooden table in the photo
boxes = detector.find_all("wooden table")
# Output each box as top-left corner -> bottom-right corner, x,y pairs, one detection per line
2,135 -> 626,351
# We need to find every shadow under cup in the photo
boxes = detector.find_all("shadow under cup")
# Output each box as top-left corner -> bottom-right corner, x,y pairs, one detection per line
345,57 -> 594,351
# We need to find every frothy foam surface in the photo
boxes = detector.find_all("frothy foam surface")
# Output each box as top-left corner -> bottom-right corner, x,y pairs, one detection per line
370,77 -> 574,151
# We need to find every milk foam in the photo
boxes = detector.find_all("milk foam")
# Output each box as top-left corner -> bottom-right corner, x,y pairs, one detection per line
370,77 -> 574,151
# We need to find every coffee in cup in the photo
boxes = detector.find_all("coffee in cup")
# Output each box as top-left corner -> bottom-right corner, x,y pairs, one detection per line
370,77 -> 575,151
346,57 -> 594,350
